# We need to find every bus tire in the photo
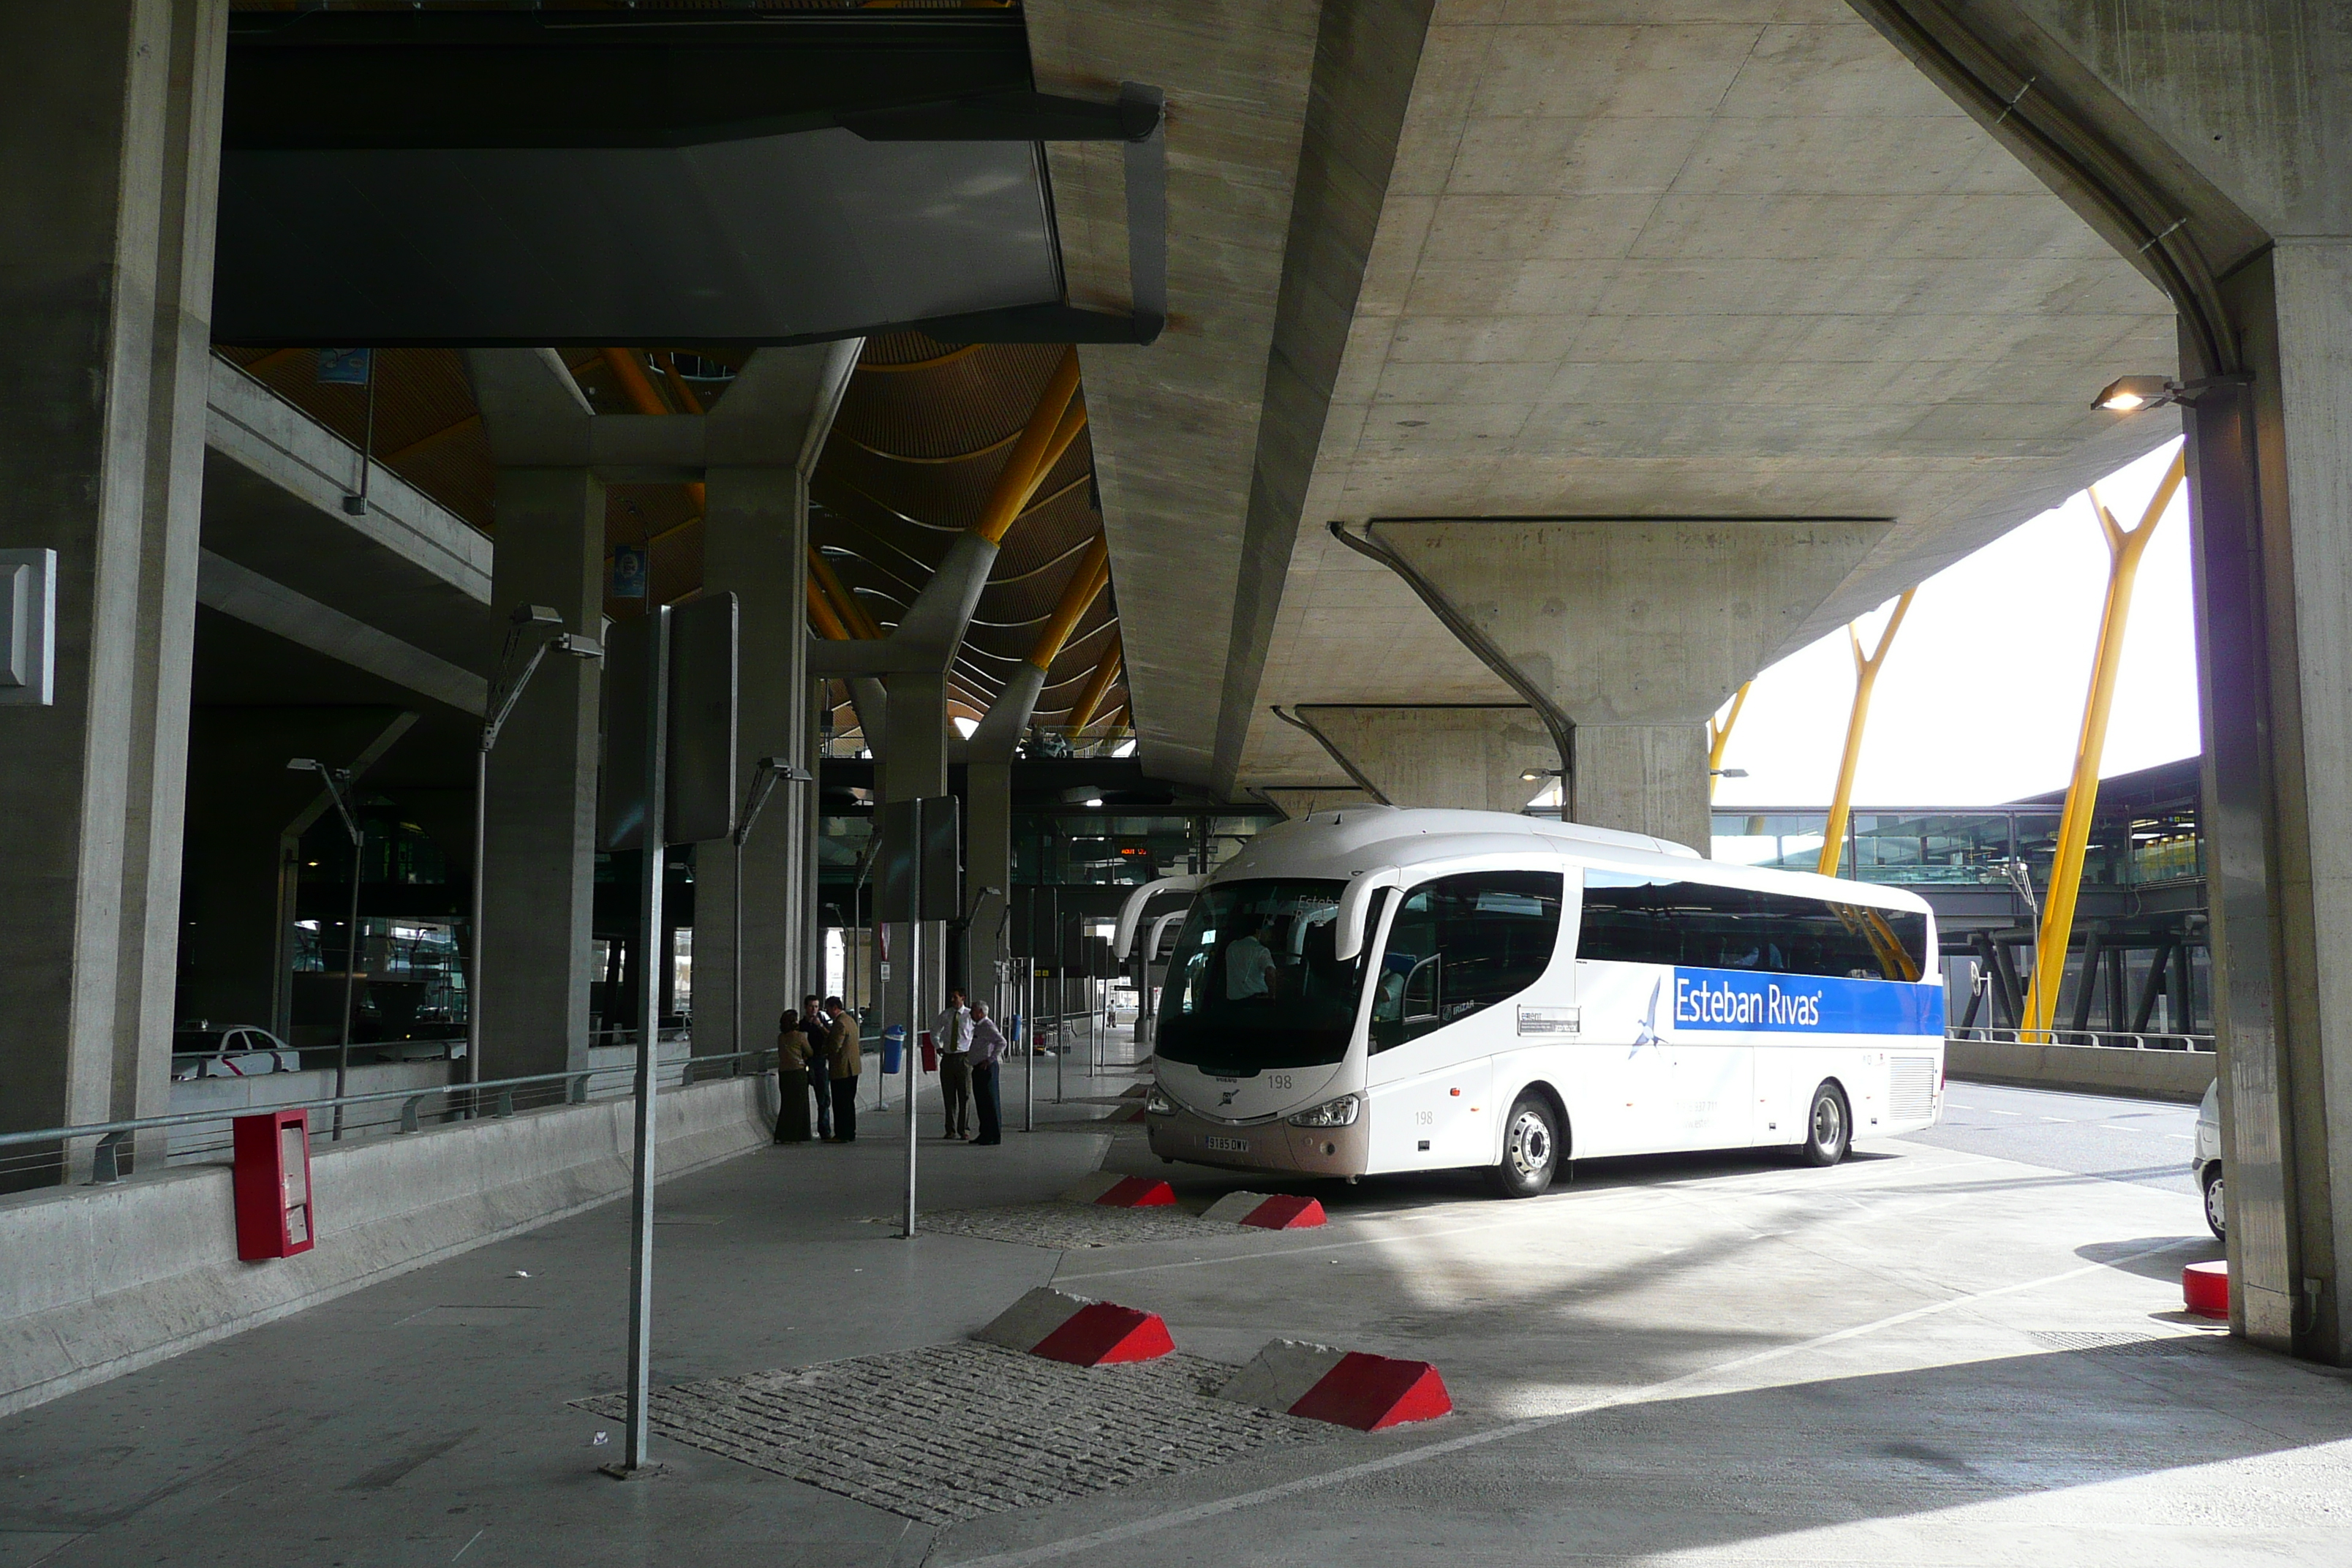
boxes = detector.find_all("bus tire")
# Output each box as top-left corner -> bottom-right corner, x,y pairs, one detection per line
1487,1095 -> 1561,1199
1798,1082 -> 1850,1167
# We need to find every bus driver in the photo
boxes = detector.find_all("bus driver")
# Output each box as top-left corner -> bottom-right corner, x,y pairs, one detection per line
1226,916 -> 1280,1001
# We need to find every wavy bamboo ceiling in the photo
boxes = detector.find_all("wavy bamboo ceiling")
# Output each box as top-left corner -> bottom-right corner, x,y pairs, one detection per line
815,332 -> 1120,736
214,333 -> 1123,742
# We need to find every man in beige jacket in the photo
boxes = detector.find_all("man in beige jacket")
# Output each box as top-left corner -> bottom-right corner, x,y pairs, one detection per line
823,997 -> 861,1143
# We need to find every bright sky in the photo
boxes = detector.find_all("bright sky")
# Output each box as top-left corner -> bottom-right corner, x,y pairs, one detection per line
1711,437 -> 2198,810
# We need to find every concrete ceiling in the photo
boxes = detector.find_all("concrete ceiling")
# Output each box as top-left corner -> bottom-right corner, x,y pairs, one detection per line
1044,0 -> 2180,794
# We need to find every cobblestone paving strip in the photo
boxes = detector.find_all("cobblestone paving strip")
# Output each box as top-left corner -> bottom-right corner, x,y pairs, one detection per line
864,1204 -> 1220,1248
576,1344 -> 1341,1525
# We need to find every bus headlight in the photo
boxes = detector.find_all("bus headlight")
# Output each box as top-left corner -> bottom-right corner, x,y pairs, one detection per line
1286,1095 -> 1360,1128
1145,1085 -> 1177,1117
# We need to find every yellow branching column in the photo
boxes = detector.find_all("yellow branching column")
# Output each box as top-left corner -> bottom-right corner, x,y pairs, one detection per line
2024,451 -> 2189,1039
1816,590 -> 1916,879
1707,682 -> 1752,800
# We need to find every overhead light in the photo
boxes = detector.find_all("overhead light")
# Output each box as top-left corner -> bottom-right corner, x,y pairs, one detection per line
1712,767 -> 1749,779
2092,375 -> 2180,412
1060,785 -> 1106,807
1520,767 -> 1565,782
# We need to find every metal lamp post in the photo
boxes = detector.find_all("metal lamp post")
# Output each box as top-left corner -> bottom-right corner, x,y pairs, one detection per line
467,606 -> 603,1093
286,758 -> 363,1139
730,755 -> 813,1061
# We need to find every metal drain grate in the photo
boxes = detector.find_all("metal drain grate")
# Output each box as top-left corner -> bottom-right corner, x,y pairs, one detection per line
875,1203 -> 1217,1248
576,1343 -> 1340,1524
2029,1330 -> 2215,1357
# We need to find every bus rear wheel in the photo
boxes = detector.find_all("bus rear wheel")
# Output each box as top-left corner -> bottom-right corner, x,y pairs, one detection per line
1488,1095 -> 1560,1199
1798,1082 -> 1850,1167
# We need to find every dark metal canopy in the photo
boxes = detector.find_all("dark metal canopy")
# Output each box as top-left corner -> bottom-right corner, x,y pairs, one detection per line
213,10 -> 1164,347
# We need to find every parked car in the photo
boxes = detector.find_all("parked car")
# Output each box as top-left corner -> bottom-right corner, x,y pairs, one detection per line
171,1025 -> 301,1081
2195,1079 -> 2224,1240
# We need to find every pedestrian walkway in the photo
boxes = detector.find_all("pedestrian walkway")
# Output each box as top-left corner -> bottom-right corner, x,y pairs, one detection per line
4,1095 -> 2345,1568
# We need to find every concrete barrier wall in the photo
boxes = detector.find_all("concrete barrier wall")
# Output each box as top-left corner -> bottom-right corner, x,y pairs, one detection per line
1945,1037 -> 2216,1104
0,1074 -> 773,1417
165,1059 -> 459,1158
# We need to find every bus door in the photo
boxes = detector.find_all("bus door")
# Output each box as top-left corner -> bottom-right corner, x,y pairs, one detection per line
1364,871 -> 1562,1170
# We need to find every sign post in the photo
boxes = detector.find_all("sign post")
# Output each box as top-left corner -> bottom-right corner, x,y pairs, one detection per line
598,592 -> 739,1478
875,794 -> 960,1240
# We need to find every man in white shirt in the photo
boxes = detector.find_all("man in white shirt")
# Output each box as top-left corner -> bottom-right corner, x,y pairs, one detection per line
1226,919 -> 1280,1002
933,988 -> 975,1140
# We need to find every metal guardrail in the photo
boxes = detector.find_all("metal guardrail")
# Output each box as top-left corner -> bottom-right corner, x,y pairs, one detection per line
0,1047 -> 775,1187
1948,1025 -> 2215,1053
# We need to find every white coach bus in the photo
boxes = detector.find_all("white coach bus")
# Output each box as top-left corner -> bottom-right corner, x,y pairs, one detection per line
1117,807 -> 1944,1198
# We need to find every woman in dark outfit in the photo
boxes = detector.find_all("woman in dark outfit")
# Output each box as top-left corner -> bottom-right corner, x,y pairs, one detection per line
772,1008 -> 812,1143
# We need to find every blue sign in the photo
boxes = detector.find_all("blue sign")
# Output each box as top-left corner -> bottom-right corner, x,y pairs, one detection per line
1673,967 -> 1941,1036
611,543 -> 648,600
316,347 -> 372,385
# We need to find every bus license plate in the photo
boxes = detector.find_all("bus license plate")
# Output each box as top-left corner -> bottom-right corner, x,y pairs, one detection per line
1202,1135 -> 1250,1153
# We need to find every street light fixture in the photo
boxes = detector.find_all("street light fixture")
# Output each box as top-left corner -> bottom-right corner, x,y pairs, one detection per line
729,754 -> 814,1059
2092,373 -> 2249,413
467,606 -> 603,1093
287,756 -> 363,1138
1520,767 -> 1566,783
1711,766 -> 1749,779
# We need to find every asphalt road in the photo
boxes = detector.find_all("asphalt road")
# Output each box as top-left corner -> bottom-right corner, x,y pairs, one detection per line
1899,1079 -> 2202,1196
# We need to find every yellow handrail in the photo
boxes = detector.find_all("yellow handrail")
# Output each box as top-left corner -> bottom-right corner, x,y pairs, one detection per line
2024,451 -> 2188,1037
1816,589 -> 1915,879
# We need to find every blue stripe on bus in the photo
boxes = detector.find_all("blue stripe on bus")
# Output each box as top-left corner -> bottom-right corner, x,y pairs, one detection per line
1672,967 -> 1942,1036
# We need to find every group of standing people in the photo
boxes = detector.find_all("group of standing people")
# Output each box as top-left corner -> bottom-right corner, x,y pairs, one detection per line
772,994 -> 862,1144
932,988 -> 1007,1145
769,987 -> 1008,1146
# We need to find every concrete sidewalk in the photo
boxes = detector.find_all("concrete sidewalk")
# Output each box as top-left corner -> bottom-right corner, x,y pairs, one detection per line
3,1097 -> 2346,1567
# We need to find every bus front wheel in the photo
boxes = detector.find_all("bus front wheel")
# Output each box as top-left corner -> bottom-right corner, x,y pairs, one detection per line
1488,1095 -> 1561,1199
1798,1082 -> 1850,1167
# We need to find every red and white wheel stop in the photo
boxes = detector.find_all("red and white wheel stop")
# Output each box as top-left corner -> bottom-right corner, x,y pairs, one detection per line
1216,1339 -> 1451,1431
2184,1259 -> 2229,1319
1061,1173 -> 1177,1207
1202,1191 -> 1327,1229
973,1286 -> 1175,1367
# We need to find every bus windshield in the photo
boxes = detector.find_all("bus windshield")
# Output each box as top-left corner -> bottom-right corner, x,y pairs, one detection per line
1154,879 -> 1371,1074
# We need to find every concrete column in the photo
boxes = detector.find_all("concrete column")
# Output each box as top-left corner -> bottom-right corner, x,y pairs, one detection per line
881,670 -> 950,1039
467,353 -> 606,1079
0,1 -> 225,1178
1852,0 -> 2351,1365
694,342 -> 857,1061
1356,519 -> 1882,851
1573,725 -> 1712,853
2185,243 -> 2352,1360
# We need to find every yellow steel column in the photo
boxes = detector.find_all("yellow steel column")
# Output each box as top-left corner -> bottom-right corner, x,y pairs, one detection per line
1707,682 -> 1752,800
1816,589 -> 1915,879
1026,538 -> 1109,669
1066,632 -> 1124,734
2024,451 -> 2187,1038
973,347 -> 1083,546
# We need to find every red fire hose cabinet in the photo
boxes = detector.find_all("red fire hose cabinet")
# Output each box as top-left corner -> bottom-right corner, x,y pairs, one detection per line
232,1109 -> 316,1260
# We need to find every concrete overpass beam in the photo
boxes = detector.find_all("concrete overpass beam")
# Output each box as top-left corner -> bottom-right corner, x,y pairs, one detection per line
0,1 -> 225,1179
1354,519 -> 1884,848
1286,705 -> 1555,815
466,351 -> 606,1079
